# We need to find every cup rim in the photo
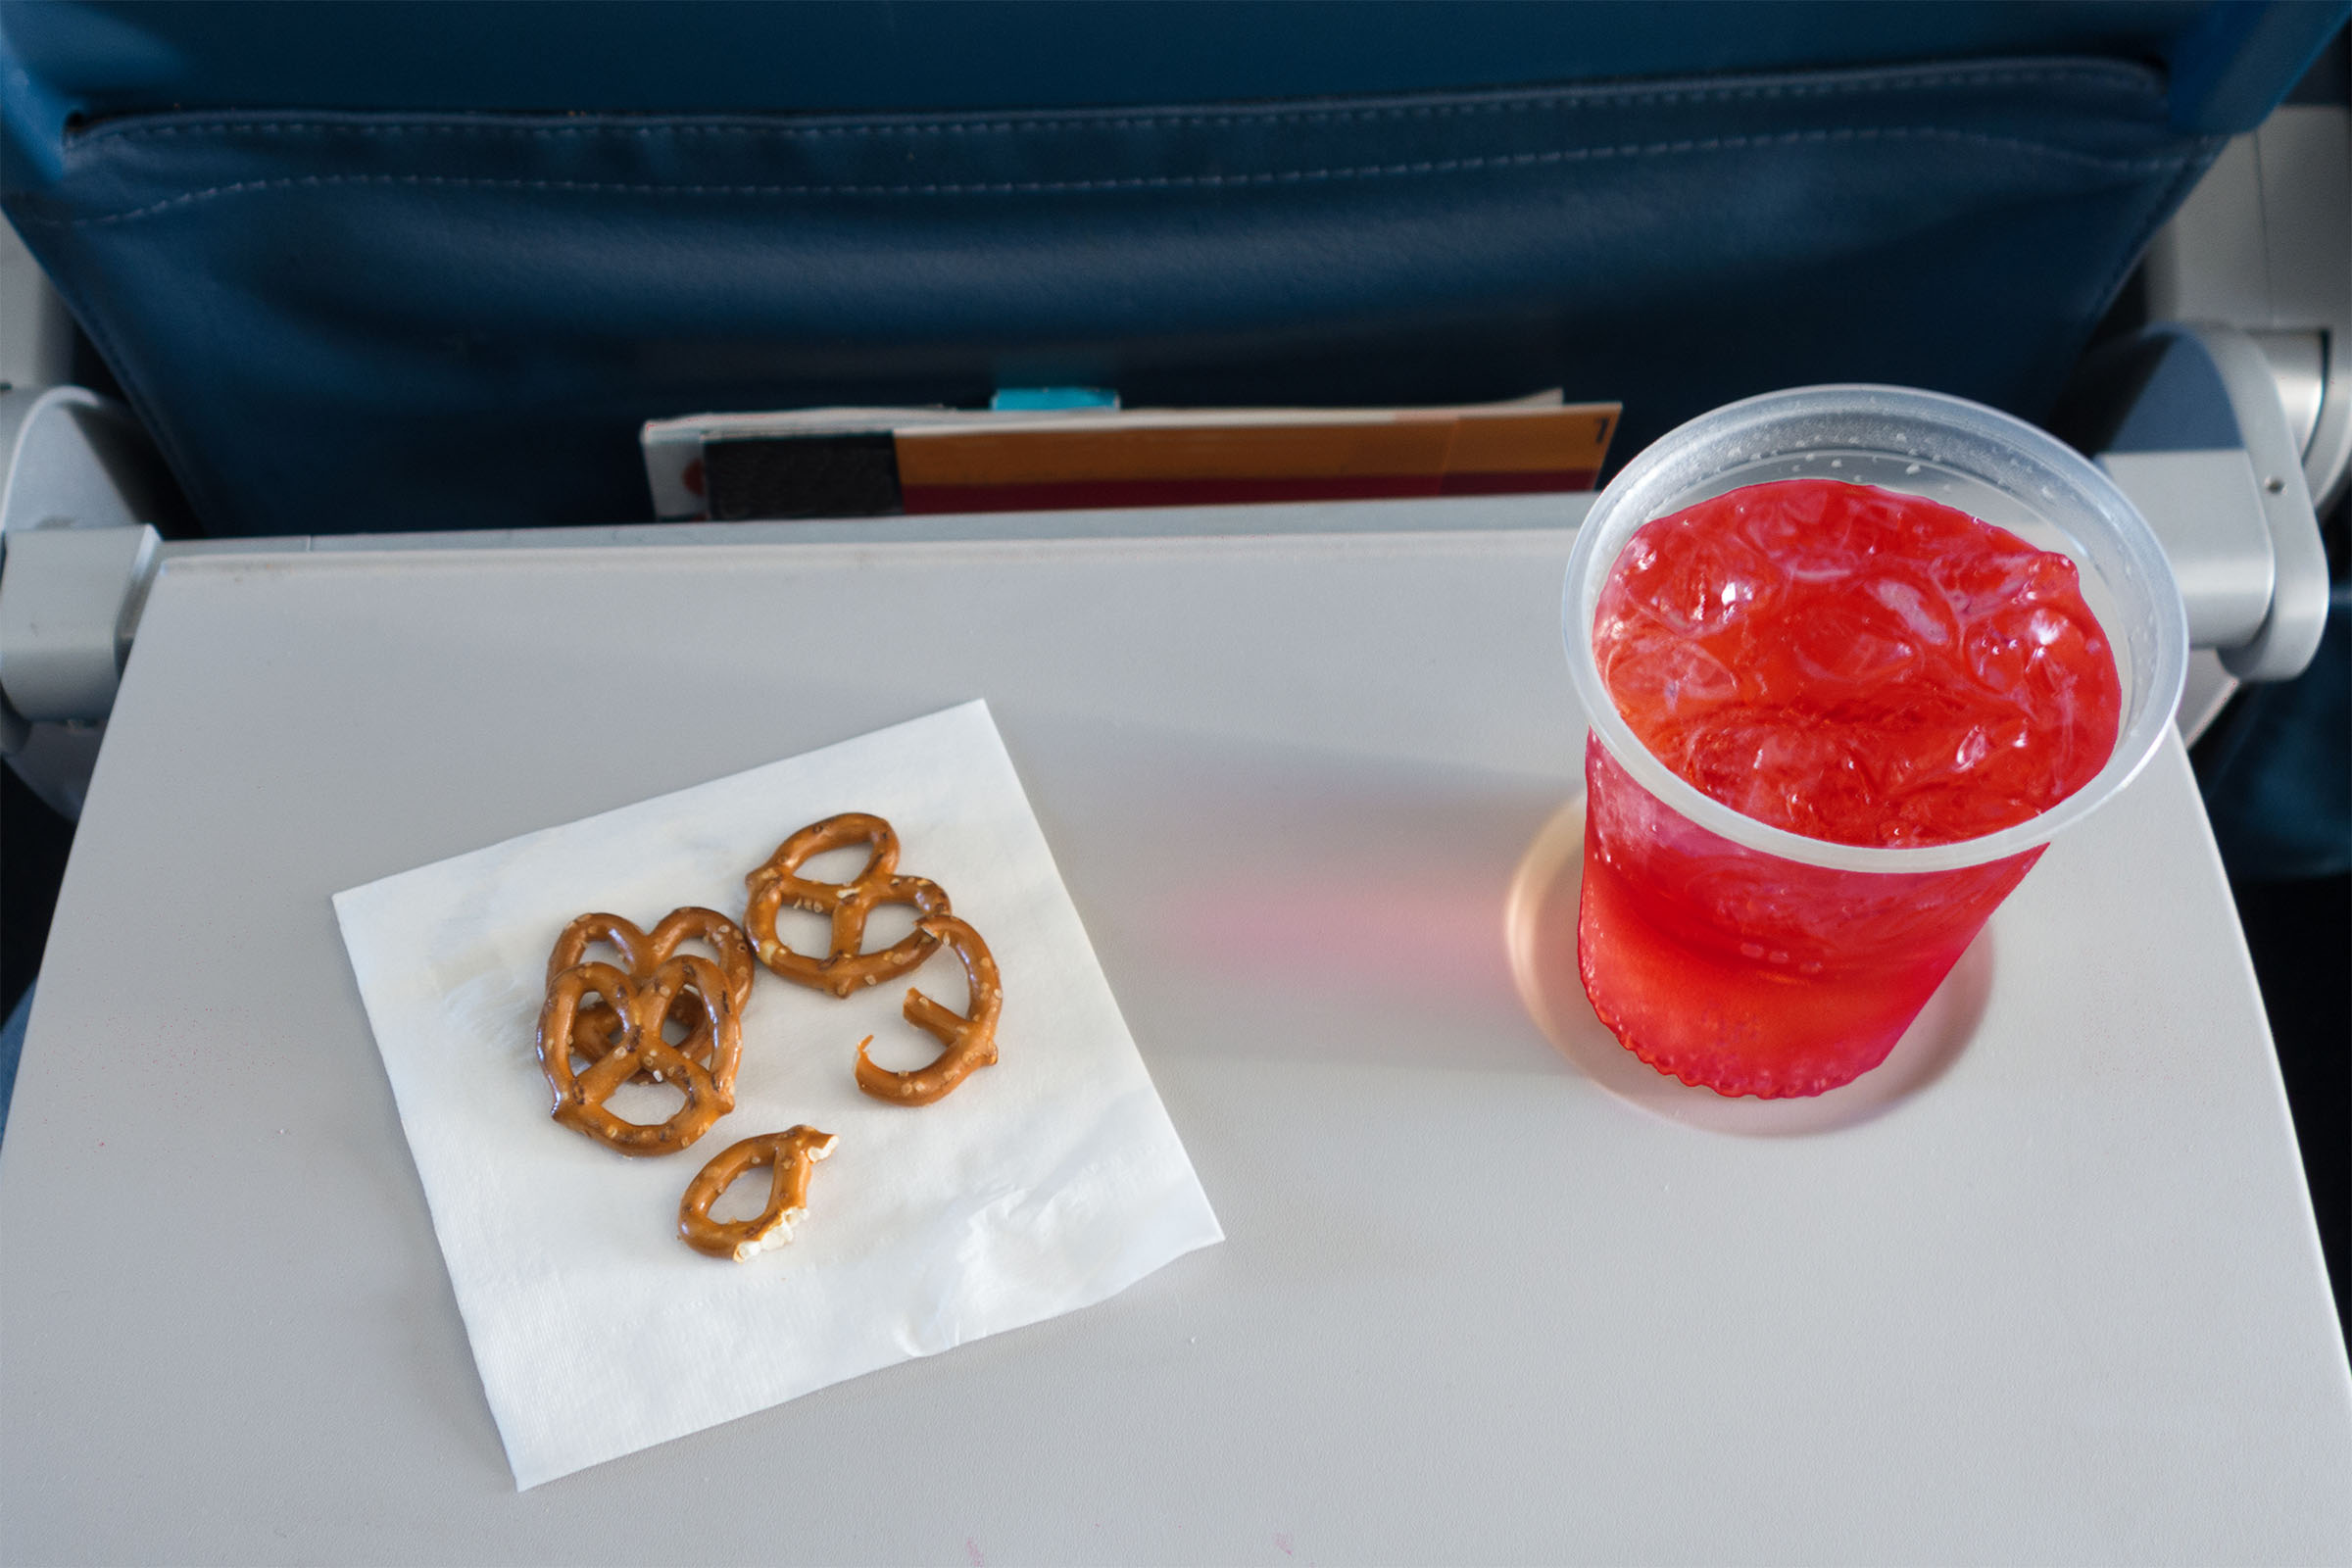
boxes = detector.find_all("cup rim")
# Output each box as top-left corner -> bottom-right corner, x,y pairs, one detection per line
1562,384 -> 2190,875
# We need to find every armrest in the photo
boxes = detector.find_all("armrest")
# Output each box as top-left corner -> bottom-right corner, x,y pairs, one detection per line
2074,321 -> 2330,685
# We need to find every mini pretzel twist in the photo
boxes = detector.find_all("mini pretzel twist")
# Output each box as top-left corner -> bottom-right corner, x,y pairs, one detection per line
546,908 -> 755,1084
536,956 -> 741,1155
744,812 -> 952,999
856,914 -> 1003,1106
678,1127 -> 839,1261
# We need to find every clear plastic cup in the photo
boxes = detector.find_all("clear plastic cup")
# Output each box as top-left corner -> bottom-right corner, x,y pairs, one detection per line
1561,386 -> 2188,1099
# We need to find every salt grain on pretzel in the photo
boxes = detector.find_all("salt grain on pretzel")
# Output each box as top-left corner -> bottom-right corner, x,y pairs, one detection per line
546,907 -> 754,1084
678,1127 -> 838,1261
536,956 -> 741,1155
743,812 -> 951,998
855,914 -> 1003,1106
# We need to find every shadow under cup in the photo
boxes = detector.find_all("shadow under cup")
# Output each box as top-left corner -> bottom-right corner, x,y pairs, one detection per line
1562,387 -> 2188,1102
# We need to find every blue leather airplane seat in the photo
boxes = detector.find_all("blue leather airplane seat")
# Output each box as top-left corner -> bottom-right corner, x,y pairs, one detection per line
0,0 -> 2344,537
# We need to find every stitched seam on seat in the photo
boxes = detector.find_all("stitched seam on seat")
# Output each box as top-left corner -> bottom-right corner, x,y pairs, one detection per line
2090,135 -> 2227,343
70,65 -> 2164,144
59,272 -> 235,532
20,124 -> 2192,229
2007,132 -> 2224,447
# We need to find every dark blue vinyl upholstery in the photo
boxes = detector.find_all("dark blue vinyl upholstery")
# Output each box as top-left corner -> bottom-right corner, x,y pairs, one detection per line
1,1 -> 2343,537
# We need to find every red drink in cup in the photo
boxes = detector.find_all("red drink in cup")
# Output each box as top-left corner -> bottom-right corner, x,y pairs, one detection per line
1561,389 -> 2187,1100
1584,478 -> 2120,1096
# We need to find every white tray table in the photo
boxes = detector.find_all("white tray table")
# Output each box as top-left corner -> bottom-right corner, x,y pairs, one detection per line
3,498 -> 2345,1563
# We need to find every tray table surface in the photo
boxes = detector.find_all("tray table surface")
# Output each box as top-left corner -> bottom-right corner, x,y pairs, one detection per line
4,504 -> 2345,1563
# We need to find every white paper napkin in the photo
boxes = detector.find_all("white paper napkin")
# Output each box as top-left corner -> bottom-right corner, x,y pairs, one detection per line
332,701 -> 1223,1489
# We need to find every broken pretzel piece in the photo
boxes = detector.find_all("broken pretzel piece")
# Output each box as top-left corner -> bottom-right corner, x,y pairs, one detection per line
536,956 -> 741,1155
744,812 -> 951,999
855,914 -> 1002,1107
678,1127 -> 839,1261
